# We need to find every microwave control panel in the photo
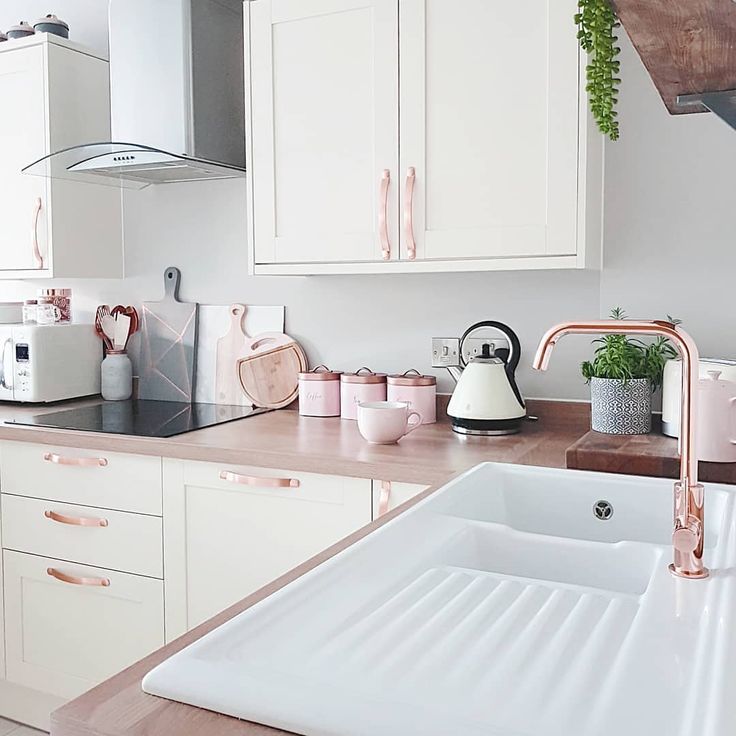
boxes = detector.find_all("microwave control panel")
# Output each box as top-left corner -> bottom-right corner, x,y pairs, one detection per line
14,343 -> 31,396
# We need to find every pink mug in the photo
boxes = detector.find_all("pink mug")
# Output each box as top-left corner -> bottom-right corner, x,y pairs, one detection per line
356,401 -> 423,444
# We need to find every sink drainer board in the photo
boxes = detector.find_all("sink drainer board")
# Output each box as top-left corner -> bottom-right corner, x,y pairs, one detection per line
143,463 -> 736,736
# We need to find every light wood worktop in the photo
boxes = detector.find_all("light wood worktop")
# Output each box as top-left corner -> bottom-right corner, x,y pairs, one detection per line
0,398 -> 588,486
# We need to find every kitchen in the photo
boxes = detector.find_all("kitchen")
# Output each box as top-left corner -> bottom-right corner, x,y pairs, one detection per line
0,0 -> 734,734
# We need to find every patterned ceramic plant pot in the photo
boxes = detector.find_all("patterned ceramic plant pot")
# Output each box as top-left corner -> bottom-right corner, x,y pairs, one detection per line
590,377 -> 652,435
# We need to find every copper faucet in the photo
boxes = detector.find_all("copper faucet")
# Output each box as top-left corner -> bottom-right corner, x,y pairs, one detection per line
533,320 -> 708,579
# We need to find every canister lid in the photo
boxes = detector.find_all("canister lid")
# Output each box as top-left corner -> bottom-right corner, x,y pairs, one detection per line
387,369 -> 437,386
34,14 -> 69,30
8,21 -> 34,34
341,367 -> 387,384
299,365 -> 342,381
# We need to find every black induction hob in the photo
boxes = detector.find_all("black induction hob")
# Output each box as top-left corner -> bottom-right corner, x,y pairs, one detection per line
6,400 -> 272,438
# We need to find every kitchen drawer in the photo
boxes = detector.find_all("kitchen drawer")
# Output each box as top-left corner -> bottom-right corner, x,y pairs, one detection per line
0,441 -> 162,515
3,550 -> 164,700
183,460 -> 368,506
2,494 -> 163,579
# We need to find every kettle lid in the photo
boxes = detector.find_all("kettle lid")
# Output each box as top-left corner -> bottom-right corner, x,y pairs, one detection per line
470,343 -> 503,364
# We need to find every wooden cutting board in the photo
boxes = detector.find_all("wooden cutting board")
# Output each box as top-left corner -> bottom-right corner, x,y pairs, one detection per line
139,267 -> 199,402
215,304 -> 252,406
237,337 -> 308,409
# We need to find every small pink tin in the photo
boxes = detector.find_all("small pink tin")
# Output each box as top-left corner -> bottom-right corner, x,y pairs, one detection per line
340,367 -> 387,420
387,369 -> 437,424
298,365 -> 342,417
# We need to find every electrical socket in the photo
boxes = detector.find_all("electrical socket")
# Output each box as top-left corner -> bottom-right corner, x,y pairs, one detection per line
462,336 -> 509,365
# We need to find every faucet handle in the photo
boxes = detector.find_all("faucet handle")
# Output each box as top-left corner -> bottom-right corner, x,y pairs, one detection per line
672,519 -> 701,555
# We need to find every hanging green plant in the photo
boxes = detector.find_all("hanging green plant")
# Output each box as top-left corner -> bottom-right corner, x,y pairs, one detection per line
575,0 -> 622,141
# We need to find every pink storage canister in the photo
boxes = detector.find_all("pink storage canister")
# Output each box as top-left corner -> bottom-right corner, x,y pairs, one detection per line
341,367 -> 387,420
298,366 -> 342,417
387,370 -> 437,424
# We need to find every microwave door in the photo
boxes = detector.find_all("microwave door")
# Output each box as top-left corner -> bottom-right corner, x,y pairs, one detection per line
0,333 -> 14,400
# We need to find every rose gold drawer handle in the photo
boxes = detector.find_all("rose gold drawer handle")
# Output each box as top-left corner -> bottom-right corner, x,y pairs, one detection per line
404,167 -> 417,261
43,452 -> 108,468
44,510 -> 109,528
219,470 -> 300,488
47,567 -> 110,587
378,480 -> 392,517
379,169 -> 391,260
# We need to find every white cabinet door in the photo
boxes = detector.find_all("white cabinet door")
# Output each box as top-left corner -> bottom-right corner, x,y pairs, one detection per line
0,45 -> 49,272
164,460 -> 372,637
372,480 -> 429,518
249,0 -> 399,265
399,0 -> 580,261
3,550 -> 164,700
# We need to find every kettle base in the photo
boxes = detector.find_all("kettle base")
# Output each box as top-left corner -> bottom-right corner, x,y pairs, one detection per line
450,416 -> 524,436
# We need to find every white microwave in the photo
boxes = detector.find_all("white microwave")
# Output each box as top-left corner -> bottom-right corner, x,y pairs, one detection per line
0,324 -> 102,403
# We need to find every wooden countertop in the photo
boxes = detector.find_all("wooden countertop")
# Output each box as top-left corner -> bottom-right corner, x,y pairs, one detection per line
0,398 -> 589,486
566,417 -> 736,485
42,398 -> 590,736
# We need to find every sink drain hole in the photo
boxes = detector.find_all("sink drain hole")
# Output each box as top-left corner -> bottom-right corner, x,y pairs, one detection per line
593,500 -> 614,521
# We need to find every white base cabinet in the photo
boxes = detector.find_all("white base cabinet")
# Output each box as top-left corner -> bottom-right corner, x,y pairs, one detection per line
0,34 -> 122,279
0,442 -> 425,728
163,459 -> 373,638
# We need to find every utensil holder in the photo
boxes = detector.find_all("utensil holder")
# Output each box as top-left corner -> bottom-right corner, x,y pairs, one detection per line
101,351 -> 133,401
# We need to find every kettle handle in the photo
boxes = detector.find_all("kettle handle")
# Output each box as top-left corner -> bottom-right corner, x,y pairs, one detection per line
459,321 -> 522,373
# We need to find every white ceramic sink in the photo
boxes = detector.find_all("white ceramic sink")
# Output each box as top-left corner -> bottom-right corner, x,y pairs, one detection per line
143,463 -> 736,736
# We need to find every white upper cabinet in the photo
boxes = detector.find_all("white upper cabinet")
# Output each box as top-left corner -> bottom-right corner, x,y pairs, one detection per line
248,0 -> 399,266
247,0 -> 602,275
0,35 -> 122,279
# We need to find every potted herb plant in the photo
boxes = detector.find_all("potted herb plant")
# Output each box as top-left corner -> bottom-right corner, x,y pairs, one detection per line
581,308 -> 677,434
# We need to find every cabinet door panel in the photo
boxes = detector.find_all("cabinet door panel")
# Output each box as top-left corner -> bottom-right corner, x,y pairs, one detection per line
400,0 -> 580,261
164,460 -> 372,633
0,46 -> 49,272
250,0 -> 398,264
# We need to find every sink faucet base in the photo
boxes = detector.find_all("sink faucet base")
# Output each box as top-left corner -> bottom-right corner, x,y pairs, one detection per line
669,564 -> 709,580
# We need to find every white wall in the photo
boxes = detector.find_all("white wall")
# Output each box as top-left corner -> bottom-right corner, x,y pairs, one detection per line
1,5 -> 731,401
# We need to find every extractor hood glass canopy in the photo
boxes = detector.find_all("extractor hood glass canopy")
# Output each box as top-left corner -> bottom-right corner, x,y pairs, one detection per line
23,142 -> 246,190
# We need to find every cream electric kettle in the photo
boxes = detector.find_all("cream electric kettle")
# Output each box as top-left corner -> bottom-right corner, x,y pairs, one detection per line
444,321 -> 526,435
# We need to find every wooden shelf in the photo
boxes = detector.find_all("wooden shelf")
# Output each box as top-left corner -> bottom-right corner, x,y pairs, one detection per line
612,0 -> 736,115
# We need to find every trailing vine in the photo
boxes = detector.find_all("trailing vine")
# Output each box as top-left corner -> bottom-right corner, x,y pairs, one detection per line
575,0 -> 621,140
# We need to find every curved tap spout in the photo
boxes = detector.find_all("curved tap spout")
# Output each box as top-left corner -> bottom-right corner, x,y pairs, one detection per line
532,319 -> 707,579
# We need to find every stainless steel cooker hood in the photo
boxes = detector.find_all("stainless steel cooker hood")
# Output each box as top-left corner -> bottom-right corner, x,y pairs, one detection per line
24,0 -> 246,189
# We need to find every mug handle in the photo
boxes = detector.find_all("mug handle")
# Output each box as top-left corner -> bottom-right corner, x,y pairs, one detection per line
730,397 -> 736,445
404,411 -> 423,435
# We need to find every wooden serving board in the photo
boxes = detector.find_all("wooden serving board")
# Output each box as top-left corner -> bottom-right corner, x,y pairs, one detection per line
237,338 -> 308,409
215,304 -> 252,406
139,267 -> 199,402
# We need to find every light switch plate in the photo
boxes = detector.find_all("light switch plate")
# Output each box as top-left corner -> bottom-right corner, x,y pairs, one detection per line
431,338 -> 461,368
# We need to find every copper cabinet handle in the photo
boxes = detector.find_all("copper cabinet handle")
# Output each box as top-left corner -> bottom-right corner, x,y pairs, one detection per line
378,480 -> 392,517
31,197 -> 44,269
219,470 -> 300,488
44,510 -> 109,528
43,452 -> 108,468
379,169 -> 391,260
404,167 -> 417,260
47,567 -> 110,587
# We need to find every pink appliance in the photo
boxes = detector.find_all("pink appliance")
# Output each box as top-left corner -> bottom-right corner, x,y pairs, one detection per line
697,370 -> 736,463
